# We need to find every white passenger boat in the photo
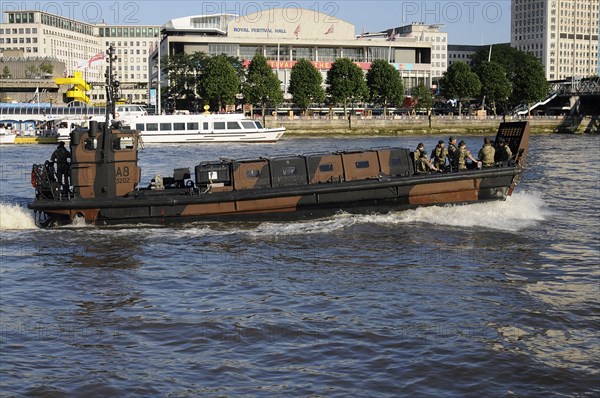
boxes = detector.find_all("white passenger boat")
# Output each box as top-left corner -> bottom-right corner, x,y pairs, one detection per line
0,128 -> 17,144
121,113 -> 286,143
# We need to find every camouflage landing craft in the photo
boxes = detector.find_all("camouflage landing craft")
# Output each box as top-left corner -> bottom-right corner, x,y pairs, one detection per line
28,47 -> 530,227
28,118 -> 529,227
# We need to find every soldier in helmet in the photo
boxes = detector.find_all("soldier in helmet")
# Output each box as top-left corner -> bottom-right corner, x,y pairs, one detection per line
414,142 -> 425,170
495,137 -> 513,162
430,140 -> 448,171
51,141 -> 71,190
447,136 -> 459,171
457,140 -> 477,171
415,150 -> 438,174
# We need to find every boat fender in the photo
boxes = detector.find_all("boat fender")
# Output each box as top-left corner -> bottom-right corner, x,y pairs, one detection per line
115,112 -> 120,119
30,167 -> 37,188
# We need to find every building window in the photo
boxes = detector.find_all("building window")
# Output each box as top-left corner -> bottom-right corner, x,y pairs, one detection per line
367,47 -> 391,62
240,46 -> 261,60
209,44 -> 238,57
292,47 -> 314,61
318,47 -> 340,62
265,46 -> 289,61
343,48 -> 364,62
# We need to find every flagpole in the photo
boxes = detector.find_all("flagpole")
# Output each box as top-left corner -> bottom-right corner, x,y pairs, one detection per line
157,36 -> 161,115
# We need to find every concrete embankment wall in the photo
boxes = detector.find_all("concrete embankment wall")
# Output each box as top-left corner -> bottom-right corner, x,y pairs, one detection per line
263,116 -> 586,136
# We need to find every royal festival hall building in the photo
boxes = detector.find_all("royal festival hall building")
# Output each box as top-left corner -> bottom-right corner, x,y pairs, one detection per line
151,9 -> 434,102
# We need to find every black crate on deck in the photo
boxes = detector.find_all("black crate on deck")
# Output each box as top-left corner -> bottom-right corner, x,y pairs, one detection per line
195,162 -> 231,186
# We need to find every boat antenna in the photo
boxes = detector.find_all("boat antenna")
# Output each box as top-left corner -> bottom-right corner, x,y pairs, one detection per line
105,45 -> 120,126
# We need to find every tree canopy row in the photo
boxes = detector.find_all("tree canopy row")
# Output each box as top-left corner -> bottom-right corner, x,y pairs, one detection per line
161,44 -> 549,116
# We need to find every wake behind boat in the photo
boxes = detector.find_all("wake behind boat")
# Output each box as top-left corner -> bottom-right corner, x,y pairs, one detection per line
120,112 -> 286,143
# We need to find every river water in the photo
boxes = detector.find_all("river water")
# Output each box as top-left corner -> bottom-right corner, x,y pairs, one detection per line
0,133 -> 598,397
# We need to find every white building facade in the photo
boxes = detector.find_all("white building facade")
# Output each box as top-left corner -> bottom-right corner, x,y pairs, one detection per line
389,23 -> 448,80
511,0 -> 599,80
0,10 -> 159,105
152,10 -> 433,103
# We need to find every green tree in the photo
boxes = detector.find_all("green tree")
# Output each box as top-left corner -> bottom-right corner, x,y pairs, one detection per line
288,59 -> 325,114
366,59 -> 404,118
39,61 -> 54,76
478,61 -> 512,115
440,61 -> 481,115
511,53 -> 548,115
472,44 -> 520,77
326,58 -> 368,116
163,53 -> 195,110
201,54 -> 239,111
242,53 -> 283,114
24,64 -> 40,79
189,51 -> 209,111
411,82 -> 433,113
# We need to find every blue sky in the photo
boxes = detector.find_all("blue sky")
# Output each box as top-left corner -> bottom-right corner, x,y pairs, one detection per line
2,0 -> 512,45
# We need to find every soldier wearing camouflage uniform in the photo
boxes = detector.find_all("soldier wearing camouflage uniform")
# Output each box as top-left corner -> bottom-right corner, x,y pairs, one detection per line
431,140 -> 448,171
478,137 -> 496,168
415,151 -> 438,174
495,137 -> 513,162
457,141 -> 477,171
447,136 -> 459,171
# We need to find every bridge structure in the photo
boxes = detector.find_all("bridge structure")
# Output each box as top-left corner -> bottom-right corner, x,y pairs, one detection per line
517,77 -> 600,116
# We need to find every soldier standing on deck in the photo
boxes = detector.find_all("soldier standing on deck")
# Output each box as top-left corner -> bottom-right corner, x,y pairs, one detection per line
51,141 -> 71,190
457,140 -> 478,171
478,137 -> 496,168
495,137 -> 513,162
431,140 -> 448,171
447,136 -> 459,171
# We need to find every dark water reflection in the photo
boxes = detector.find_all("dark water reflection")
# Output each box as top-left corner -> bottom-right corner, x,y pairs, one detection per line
1,134 -> 599,396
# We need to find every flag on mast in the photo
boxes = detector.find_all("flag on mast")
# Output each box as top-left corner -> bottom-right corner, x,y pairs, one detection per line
77,53 -> 105,69
294,24 -> 301,38
325,24 -> 334,35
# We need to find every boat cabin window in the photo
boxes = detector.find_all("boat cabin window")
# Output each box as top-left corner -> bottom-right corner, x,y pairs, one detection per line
241,121 -> 256,129
255,121 -> 264,129
113,136 -> 134,151
282,166 -> 297,176
135,123 -> 145,131
227,121 -> 242,130
174,123 -> 185,131
246,169 -> 261,178
214,122 -> 225,130
146,123 -> 158,131
84,137 -> 97,151
160,123 -> 171,131
203,122 -> 209,130
187,122 -> 198,130
355,160 -> 370,169
319,164 -> 334,172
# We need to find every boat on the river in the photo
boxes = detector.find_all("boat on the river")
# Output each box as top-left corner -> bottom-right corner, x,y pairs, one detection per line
0,128 -> 17,144
27,46 -> 529,227
119,112 -> 285,143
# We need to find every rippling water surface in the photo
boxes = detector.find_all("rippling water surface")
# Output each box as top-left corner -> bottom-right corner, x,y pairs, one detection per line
1,134 -> 598,397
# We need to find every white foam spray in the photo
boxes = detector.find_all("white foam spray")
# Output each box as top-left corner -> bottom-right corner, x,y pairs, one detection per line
0,202 -> 38,230
247,191 -> 548,236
